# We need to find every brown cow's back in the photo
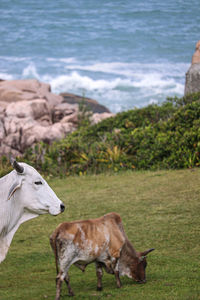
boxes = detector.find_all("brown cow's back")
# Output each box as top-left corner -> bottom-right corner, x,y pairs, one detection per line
50,213 -> 126,265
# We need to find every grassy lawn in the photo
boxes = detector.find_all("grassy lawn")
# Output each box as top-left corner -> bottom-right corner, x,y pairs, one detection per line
0,169 -> 199,300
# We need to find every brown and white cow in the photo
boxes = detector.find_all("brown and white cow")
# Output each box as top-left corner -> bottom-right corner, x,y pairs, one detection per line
50,212 -> 154,299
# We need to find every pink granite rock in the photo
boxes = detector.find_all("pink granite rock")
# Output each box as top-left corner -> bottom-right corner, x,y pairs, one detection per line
0,79 -> 62,106
185,41 -> 200,95
0,79 -> 112,156
5,99 -> 51,121
191,40 -> 200,64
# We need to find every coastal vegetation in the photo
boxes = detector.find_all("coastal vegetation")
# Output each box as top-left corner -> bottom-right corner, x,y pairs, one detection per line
0,170 -> 199,299
21,91 -> 200,175
2,92 -> 200,178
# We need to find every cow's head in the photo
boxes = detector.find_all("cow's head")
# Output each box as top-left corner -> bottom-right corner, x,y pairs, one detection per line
8,160 -> 65,216
131,248 -> 155,283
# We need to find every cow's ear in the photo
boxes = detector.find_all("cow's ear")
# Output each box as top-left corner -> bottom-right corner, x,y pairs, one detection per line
7,180 -> 22,200
141,248 -> 155,256
139,256 -> 145,262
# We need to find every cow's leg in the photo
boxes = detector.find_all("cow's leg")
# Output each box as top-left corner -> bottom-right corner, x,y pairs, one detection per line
74,262 -> 86,272
95,262 -> 103,291
64,272 -> 75,296
56,242 -> 78,297
55,272 -> 63,300
55,258 -> 75,299
114,270 -> 122,288
113,259 -> 122,288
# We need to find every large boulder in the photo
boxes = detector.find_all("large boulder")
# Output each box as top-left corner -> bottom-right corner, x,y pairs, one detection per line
0,79 -> 113,157
0,80 -> 77,156
5,99 -> 51,125
192,40 -> 200,64
20,122 -> 75,150
0,79 -> 62,106
60,92 -> 110,113
4,116 -> 34,135
1,115 -> 76,155
53,103 -> 79,123
185,41 -> 200,95
0,101 -> 8,120
0,120 -> 5,142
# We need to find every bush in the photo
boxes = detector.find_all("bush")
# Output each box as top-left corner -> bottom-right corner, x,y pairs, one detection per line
1,92 -> 200,177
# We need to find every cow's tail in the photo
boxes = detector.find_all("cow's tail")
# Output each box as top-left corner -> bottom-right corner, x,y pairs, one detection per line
50,231 -> 59,275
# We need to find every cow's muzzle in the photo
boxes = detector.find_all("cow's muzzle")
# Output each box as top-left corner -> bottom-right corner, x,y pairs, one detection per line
60,203 -> 65,213
137,280 -> 146,284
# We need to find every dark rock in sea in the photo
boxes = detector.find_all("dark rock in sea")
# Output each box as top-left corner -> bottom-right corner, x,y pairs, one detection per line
60,92 -> 110,113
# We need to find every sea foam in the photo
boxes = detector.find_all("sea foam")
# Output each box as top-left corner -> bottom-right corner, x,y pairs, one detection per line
2,59 -> 188,113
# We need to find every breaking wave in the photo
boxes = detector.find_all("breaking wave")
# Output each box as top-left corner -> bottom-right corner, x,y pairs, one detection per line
1,58 -> 188,113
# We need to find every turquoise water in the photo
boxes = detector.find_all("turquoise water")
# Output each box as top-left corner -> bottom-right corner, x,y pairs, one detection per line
0,0 -> 200,112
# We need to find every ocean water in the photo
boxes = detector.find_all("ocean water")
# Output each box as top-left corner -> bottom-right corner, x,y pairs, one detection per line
0,0 -> 200,113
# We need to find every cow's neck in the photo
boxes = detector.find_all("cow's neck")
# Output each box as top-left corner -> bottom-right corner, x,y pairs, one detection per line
0,202 -> 38,263
118,239 -> 138,277
121,239 -> 138,259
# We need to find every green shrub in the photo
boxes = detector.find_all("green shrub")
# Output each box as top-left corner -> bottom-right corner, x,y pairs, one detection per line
1,92 -> 200,177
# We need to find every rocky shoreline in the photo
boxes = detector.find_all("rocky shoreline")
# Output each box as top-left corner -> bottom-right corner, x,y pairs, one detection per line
0,79 -> 114,157
1,40 -> 200,158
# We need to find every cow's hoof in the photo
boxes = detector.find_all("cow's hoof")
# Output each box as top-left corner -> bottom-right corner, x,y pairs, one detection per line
97,287 -> 102,291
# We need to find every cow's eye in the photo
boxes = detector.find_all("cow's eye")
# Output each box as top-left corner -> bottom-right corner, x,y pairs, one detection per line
35,181 -> 42,185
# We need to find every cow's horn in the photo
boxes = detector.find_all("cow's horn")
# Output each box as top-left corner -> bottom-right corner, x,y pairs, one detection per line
141,248 -> 155,256
11,159 -> 24,174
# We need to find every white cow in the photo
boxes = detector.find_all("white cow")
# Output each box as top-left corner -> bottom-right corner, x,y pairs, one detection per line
0,160 -> 65,263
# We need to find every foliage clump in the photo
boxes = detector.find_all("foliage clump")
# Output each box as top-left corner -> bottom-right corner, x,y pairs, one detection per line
1,92 -> 200,177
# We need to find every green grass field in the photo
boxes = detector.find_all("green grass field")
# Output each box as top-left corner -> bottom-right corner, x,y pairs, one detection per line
0,169 -> 200,300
